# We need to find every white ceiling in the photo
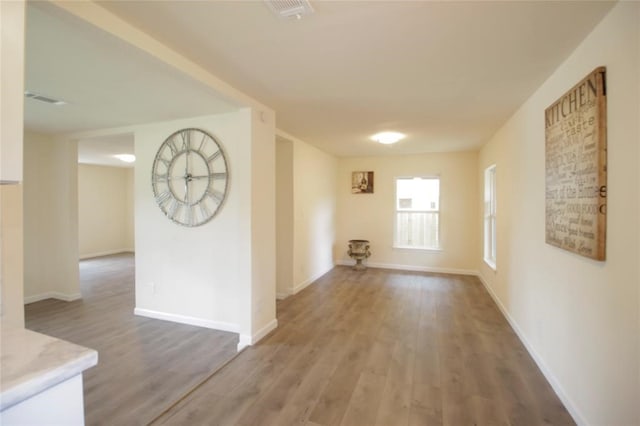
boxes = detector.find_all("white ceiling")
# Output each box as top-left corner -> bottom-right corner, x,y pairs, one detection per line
26,1 -> 615,160
24,2 -> 238,165
77,133 -> 134,168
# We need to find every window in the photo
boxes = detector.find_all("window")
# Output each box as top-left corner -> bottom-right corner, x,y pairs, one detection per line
484,165 -> 497,269
394,177 -> 440,249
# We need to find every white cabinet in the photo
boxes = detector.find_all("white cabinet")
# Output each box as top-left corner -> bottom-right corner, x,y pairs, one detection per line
0,323 -> 98,426
1,376 -> 86,426
0,0 -> 25,184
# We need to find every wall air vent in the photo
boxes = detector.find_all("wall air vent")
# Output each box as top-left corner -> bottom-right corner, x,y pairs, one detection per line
25,91 -> 66,106
265,0 -> 314,19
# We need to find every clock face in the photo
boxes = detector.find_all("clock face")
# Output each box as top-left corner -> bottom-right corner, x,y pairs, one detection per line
151,128 -> 229,227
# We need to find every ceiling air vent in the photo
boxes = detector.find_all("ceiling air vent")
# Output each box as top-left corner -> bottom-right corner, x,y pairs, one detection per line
25,91 -> 66,106
265,0 -> 314,19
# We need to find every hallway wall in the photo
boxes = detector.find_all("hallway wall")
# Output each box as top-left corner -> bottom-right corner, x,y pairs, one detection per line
275,138 -> 294,298
291,138 -> 337,296
478,3 -> 640,424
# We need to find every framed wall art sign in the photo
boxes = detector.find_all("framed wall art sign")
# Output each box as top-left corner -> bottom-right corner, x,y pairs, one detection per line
545,67 -> 607,260
352,171 -> 374,194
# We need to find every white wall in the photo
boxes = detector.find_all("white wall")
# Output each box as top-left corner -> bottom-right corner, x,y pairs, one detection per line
134,111 -> 276,346
23,132 -> 80,303
290,139 -> 337,295
275,138 -> 294,298
125,167 -> 134,250
478,3 -> 639,425
135,113 -> 248,331
336,152 -> 478,273
78,164 -> 134,258
249,109 -> 276,338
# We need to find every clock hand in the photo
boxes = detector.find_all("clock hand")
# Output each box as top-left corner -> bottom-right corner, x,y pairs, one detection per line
184,175 -> 189,204
185,146 -> 190,176
154,174 -> 186,182
184,146 -> 190,205
189,173 -> 227,180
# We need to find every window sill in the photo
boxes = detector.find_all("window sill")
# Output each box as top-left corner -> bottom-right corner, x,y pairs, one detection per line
483,258 -> 497,271
393,245 -> 443,252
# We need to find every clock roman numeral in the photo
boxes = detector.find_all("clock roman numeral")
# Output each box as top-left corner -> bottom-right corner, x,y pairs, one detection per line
197,133 -> 207,152
157,156 -> 171,169
180,130 -> 191,151
167,199 -> 181,218
199,203 -> 211,221
185,204 -> 195,226
167,138 -> 179,156
206,189 -> 224,204
155,191 -> 171,206
153,173 -> 169,183
211,172 -> 227,180
207,150 -> 222,163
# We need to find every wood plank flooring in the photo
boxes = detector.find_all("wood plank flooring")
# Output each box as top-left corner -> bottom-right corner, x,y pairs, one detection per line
153,267 -> 575,426
25,253 -> 239,426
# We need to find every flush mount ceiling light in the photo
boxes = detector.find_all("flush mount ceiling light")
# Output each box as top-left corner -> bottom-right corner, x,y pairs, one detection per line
114,154 -> 135,163
24,91 -> 66,106
264,0 -> 314,20
371,132 -> 406,145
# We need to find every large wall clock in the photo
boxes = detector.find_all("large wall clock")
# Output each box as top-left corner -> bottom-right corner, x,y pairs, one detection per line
151,128 -> 229,227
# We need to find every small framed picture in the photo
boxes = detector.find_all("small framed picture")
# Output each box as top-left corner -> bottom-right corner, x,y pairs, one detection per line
352,171 -> 374,194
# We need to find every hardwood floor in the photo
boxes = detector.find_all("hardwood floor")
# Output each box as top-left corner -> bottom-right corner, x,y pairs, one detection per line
153,267 -> 575,426
25,253 -> 239,426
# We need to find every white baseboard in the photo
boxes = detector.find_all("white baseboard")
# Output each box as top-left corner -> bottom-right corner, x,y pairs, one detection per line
277,266 -> 334,300
238,334 -> 252,351
134,308 -> 240,334
336,259 -> 478,276
79,249 -> 134,260
293,266 -> 334,294
24,292 -> 82,304
253,318 -> 278,343
475,273 -> 585,426
276,292 -> 290,300
238,318 -> 278,351
292,276 -> 314,295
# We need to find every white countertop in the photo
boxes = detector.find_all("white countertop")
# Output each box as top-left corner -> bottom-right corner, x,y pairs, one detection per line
0,322 -> 98,411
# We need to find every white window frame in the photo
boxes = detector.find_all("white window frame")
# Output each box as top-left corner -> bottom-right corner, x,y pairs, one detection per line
393,176 -> 441,251
484,165 -> 497,270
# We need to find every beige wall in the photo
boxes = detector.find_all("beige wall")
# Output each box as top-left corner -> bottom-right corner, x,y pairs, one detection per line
78,164 -> 134,258
275,135 -> 337,299
249,108 -> 277,337
336,152 -> 478,273
478,3 -> 639,425
291,139 -> 337,294
125,167 -> 134,249
23,133 -> 80,303
275,138 -> 294,298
